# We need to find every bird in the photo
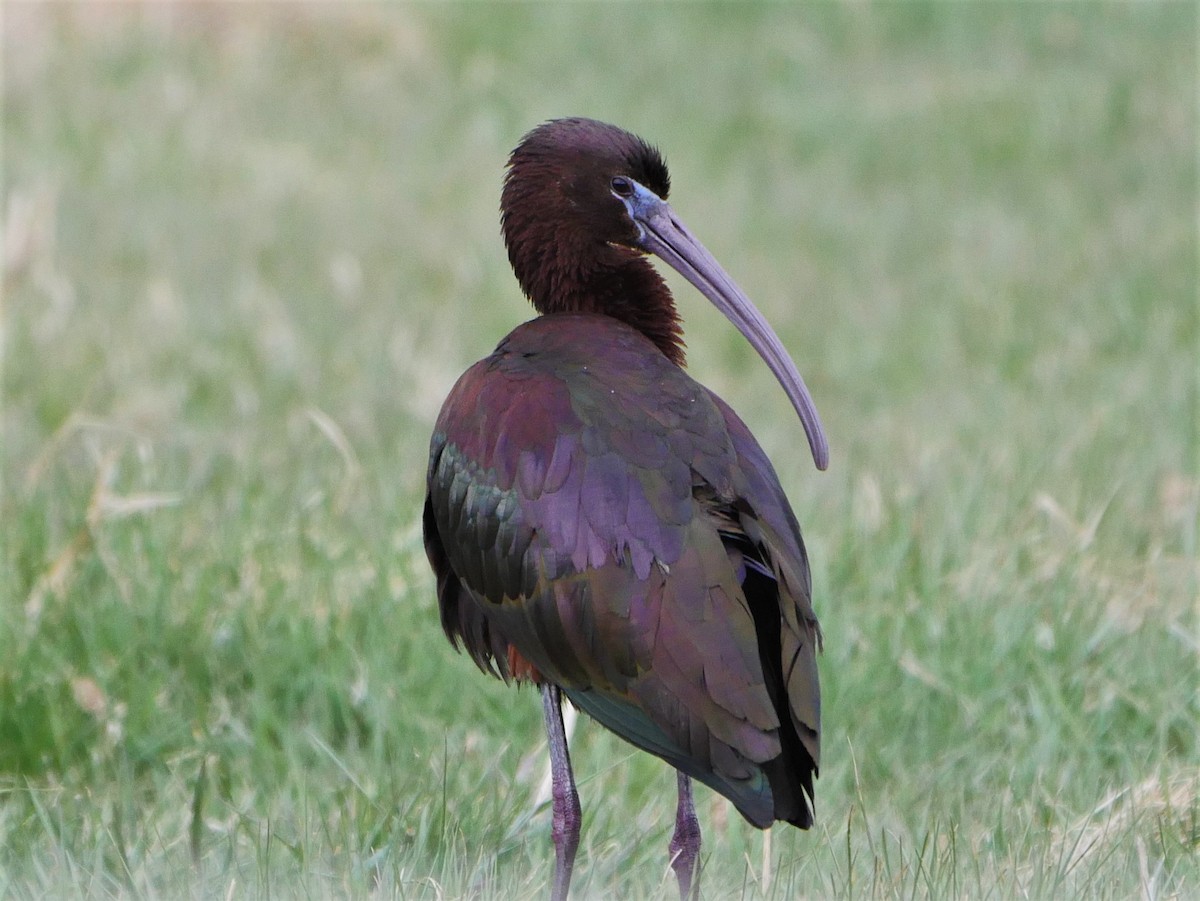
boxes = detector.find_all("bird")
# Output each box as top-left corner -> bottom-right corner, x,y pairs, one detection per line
423,117 -> 827,901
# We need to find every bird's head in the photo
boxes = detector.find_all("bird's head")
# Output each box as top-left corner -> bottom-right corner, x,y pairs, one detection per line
500,117 -> 828,471
502,117 -> 671,276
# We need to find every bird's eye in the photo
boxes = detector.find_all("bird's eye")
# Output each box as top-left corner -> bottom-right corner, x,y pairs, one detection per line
610,176 -> 634,198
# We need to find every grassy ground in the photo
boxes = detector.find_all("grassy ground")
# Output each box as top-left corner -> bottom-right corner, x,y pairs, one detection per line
3,3 -> 1197,898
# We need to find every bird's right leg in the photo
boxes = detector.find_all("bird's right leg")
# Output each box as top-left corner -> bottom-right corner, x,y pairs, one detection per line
669,771 -> 701,900
542,683 -> 581,901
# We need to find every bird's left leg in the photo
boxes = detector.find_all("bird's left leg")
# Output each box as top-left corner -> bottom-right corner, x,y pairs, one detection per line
542,683 -> 581,901
669,771 -> 702,900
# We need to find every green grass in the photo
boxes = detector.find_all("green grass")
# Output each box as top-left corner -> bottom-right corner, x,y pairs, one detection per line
3,3 -> 1196,898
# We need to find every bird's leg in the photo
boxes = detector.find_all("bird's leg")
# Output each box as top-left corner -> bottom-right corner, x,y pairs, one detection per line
669,772 -> 702,900
541,683 -> 581,901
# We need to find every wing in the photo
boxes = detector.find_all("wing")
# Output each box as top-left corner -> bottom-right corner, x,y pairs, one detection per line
424,313 -> 819,827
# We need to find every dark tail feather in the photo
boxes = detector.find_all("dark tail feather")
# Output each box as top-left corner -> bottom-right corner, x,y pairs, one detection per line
743,554 -> 817,829
762,748 -> 816,828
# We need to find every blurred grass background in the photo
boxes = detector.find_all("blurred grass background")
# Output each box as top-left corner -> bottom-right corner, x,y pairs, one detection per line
2,3 -> 1196,898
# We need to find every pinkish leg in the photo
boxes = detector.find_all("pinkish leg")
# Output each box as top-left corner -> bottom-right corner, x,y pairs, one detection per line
542,684 -> 581,901
669,771 -> 701,899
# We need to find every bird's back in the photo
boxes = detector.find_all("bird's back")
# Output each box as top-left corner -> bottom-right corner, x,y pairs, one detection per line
424,312 -> 820,827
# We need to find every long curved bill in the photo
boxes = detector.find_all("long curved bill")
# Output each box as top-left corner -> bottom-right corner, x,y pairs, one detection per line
620,182 -> 829,471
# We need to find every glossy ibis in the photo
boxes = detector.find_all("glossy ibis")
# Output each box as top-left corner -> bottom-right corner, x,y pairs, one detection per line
423,118 -> 827,900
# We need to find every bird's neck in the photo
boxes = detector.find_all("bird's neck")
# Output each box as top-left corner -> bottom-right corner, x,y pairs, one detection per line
520,254 -> 686,366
